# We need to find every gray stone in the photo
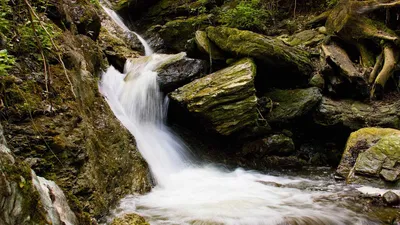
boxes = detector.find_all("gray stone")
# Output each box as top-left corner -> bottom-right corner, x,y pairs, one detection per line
382,191 -> 400,206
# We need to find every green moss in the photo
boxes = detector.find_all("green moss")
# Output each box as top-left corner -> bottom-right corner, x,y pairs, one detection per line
111,213 -> 150,225
170,58 -> 260,135
206,26 -> 312,76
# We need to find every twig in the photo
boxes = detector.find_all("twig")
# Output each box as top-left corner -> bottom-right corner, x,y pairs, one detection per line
23,0 -> 76,98
25,2 -> 49,95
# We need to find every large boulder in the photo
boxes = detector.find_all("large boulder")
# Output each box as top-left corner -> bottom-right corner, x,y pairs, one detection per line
169,58 -> 261,136
263,87 -> 322,124
206,26 -> 313,77
337,127 -> 400,187
314,97 -> 400,130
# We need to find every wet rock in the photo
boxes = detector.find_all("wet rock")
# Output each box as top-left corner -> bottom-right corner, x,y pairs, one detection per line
157,56 -> 209,93
170,58 -> 260,136
111,213 -> 150,225
264,87 -> 322,124
337,128 -> 400,187
382,191 -> 400,206
47,0 -> 101,40
314,97 -> 400,130
206,26 -> 313,77
242,134 -> 295,157
195,30 -> 225,60
125,52 -> 208,93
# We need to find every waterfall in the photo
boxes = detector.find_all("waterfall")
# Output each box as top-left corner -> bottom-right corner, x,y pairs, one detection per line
100,7 -> 380,225
99,55 -> 192,185
101,4 -> 153,56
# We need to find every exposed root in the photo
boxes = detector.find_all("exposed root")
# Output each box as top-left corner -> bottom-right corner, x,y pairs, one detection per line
369,52 -> 383,83
371,43 -> 400,98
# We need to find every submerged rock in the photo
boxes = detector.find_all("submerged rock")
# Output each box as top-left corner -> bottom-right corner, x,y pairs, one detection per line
169,58 -> 260,136
264,87 -> 322,124
111,213 -> 149,225
337,127 -> 400,187
314,97 -> 400,130
383,191 -> 400,206
206,26 -> 313,76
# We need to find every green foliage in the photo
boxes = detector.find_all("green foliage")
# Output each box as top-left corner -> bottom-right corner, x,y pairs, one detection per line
219,0 -> 272,31
0,49 -> 15,76
0,0 -> 12,33
18,18 -> 60,53
326,0 -> 339,7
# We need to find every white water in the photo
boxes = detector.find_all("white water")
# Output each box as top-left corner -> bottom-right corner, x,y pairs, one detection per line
101,4 -> 153,56
99,8 -> 381,225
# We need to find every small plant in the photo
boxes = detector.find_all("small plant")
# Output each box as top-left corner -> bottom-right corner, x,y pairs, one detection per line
326,0 -> 339,7
0,0 -> 12,33
219,0 -> 272,31
0,49 -> 15,76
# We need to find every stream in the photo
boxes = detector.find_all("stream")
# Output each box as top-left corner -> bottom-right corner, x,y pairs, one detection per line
99,5 -> 394,225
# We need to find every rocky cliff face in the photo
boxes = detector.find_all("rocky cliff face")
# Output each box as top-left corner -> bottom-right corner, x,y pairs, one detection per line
1,1 -> 151,223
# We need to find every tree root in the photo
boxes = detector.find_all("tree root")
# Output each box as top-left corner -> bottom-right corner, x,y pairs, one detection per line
369,52 -> 383,83
371,43 -> 400,98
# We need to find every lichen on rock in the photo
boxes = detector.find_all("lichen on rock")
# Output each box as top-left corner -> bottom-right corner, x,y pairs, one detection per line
337,127 -> 400,187
169,58 -> 261,136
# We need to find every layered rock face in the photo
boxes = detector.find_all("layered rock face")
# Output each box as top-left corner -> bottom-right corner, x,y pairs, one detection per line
170,58 -> 260,136
1,124 -> 77,225
1,1 -> 151,222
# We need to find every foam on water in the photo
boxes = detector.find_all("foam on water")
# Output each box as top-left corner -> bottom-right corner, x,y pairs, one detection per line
99,7 -> 382,225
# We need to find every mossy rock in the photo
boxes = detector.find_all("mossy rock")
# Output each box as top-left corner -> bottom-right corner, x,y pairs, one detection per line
264,87 -> 322,124
194,30 -> 226,60
314,97 -> 400,130
111,213 -> 149,225
242,134 -> 295,157
151,14 -> 212,52
206,26 -> 313,76
170,58 -> 261,136
279,30 -> 325,47
337,127 -> 400,187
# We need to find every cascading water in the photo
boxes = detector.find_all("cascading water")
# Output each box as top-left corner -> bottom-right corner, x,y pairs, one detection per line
100,7 -> 382,225
101,4 -> 153,56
